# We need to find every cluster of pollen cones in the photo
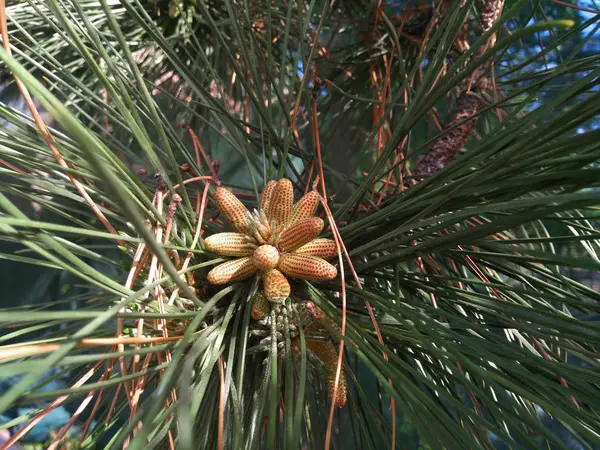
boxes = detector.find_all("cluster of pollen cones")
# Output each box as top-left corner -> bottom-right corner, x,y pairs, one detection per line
206,178 -> 338,303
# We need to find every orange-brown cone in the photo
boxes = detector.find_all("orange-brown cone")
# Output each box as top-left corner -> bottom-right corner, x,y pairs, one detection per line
266,179 -> 293,226
252,244 -> 280,270
263,269 -> 290,303
306,339 -> 347,408
294,238 -> 337,259
278,254 -> 337,281
204,232 -> 256,256
278,217 -> 324,252
260,180 -> 277,213
304,302 -> 356,347
214,187 -> 251,233
207,257 -> 257,285
289,190 -> 320,225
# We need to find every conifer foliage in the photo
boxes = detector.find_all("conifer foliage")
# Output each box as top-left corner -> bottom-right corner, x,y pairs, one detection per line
0,0 -> 599,448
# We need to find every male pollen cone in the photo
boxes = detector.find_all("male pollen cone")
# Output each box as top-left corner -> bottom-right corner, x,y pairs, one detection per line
206,179 -> 334,305
278,254 -> 337,280
263,268 -> 291,303
207,257 -> 257,284
204,232 -> 256,256
266,179 -> 293,225
278,217 -> 324,252
306,339 -> 347,408
295,238 -> 338,259
214,187 -> 250,233
252,244 -> 280,270
304,302 -> 356,347
288,190 -> 320,225
260,180 -> 277,213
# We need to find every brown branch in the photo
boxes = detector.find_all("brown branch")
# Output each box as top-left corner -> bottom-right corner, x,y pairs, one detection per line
0,332 -> 202,361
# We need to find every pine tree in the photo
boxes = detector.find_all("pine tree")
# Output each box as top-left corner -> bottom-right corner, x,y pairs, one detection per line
0,0 -> 599,448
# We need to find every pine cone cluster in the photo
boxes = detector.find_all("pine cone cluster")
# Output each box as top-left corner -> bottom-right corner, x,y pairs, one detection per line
206,178 -> 338,303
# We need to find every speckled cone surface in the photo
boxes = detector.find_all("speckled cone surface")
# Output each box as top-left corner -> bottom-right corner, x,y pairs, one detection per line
278,254 -> 337,281
278,217 -> 324,252
263,269 -> 291,303
306,339 -> 347,408
267,179 -> 293,225
260,180 -> 277,212
214,187 -> 250,233
252,244 -> 280,270
207,257 -> 257,284
295,238 -> 338,259
304,302 -> 356,347
204,232 -> 256,256
289,190 -> 320,225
